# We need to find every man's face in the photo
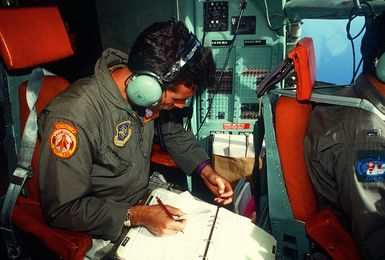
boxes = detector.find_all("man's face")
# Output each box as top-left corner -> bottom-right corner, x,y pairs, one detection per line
150,83 -> 195,111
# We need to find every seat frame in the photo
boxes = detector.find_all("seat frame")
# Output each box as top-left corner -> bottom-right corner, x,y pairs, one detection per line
259,93 -> 311,259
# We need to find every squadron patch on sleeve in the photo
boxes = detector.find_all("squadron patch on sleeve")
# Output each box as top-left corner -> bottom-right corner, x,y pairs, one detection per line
355,156 -> 385,182
50,122 -> 78,159
114,120 -> 132,147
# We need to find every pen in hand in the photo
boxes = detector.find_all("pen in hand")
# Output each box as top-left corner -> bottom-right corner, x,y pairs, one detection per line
156,196 -> 185,234
156,196 -> 175,220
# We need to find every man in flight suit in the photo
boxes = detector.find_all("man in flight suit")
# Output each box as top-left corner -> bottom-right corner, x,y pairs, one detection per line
38,19 -> 233,256
304,12 -> 385,259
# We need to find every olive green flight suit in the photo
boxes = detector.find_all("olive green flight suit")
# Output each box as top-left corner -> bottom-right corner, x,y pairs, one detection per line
38,48 -> 209,241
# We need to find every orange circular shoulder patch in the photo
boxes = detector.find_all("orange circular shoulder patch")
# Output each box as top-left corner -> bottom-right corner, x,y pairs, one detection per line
50,122 -> 78,159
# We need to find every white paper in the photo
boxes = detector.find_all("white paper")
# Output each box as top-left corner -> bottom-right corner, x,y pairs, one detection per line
115,189 -> 276,260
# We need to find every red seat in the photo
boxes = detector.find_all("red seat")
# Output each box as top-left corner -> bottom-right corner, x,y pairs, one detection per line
259,38 -> 362,259
0,7 -> 91,259
150,144 -> 178,168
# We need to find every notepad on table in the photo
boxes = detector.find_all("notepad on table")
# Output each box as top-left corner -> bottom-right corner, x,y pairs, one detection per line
115,188 -> 277,260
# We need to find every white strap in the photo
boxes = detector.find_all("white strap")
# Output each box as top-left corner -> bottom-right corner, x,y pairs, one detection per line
273,89 -> 385,121
0,67 -> 44,259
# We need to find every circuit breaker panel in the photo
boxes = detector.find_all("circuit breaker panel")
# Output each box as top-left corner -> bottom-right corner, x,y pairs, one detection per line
192,0 -> 285,149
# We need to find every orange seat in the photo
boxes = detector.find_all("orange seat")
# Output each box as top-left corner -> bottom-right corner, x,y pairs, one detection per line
0,7 -> 91,259
150,144 -> 178,168
257,38 -> 361,259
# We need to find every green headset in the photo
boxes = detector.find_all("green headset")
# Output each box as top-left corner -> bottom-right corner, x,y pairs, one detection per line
126,33 -> 203,107
375,51 -> 385,83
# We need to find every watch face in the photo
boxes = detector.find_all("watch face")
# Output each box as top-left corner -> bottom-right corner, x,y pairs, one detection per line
124,208 -> 131,227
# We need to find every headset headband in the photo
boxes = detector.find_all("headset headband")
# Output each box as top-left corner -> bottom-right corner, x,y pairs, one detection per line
162,32 -> 203,83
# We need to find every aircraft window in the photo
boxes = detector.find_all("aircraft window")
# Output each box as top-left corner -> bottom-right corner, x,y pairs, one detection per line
301,17 -> 365,85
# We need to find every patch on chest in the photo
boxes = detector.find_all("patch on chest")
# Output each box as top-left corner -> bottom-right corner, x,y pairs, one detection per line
355,156 -> 385,182
50,122 -> 78,159
114,120 -> 132,147
144,109 -> 159,123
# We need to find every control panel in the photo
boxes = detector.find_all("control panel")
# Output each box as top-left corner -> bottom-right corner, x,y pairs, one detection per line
193,0 -> 285,150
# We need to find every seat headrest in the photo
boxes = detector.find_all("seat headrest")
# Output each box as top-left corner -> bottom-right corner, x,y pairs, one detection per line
288,37 -> 316,101
256,37 -> 316,100
0,7 -> 73,70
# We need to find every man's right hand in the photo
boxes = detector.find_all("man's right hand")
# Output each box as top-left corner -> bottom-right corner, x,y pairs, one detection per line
130,204 -> 186,236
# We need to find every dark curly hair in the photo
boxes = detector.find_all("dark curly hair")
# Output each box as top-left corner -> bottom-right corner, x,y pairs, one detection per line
127,18 -> 216,92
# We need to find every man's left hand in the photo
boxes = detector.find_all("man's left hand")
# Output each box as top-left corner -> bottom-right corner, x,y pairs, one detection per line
200,165 -> 233,205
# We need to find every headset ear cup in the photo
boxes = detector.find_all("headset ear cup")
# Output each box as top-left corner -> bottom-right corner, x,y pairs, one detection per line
126,75 -> 163,107
375,52 -> 385,83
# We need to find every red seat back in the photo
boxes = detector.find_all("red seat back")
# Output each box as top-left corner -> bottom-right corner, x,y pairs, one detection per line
18,77 -> 70,201
275,96 -> 318,221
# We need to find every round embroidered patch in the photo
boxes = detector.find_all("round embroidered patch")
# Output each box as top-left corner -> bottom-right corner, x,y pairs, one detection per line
355,156 -> 385,182
50,122 -> 78,159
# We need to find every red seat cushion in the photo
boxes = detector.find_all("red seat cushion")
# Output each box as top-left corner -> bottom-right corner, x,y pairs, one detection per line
306,209 -> 362,260
12,197 -> 92,259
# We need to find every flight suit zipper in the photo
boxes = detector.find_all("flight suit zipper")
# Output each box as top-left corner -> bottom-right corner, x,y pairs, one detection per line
130,110 -> 144,144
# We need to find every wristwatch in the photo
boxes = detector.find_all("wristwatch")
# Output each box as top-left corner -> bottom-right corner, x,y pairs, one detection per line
124,208 -> 131,227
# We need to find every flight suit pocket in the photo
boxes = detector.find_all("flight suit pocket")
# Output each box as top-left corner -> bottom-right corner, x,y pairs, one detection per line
101,145 -> 133,175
